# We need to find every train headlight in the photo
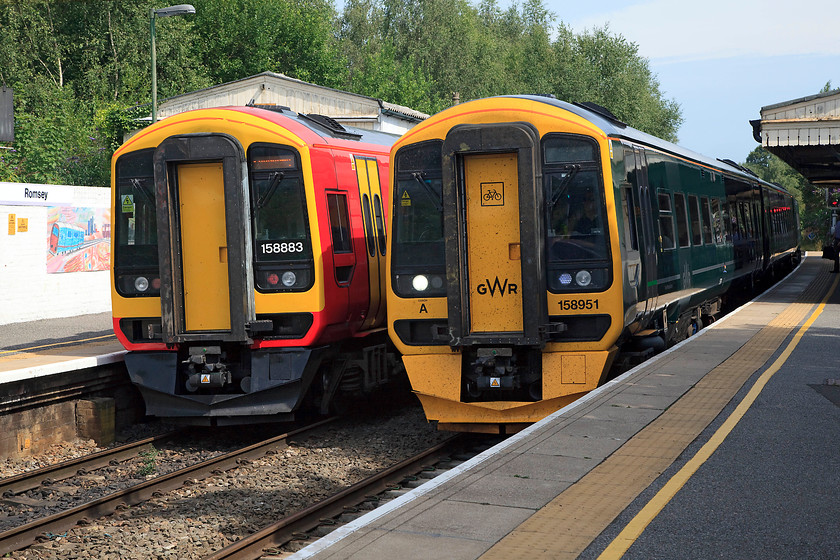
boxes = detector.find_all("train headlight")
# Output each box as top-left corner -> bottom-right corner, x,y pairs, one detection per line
134,276 -> 150,292
558,272 -> 573,286
575,270 -> 592,287
281,271 -> 297,287
412,275 -> 430,291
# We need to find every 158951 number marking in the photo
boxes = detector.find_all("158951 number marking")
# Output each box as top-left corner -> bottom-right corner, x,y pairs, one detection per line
559,299 -> 599,311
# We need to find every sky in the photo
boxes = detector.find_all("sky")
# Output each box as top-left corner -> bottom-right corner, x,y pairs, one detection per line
336,0 -> 840,164
544,0 -> 840,162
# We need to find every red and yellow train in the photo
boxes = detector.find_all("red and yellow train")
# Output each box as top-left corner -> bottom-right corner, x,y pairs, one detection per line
110,106 -> 397,424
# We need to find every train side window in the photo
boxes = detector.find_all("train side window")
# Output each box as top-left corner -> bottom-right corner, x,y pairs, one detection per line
657,192 -> 675,250
621,185 -> 638,251
701,197 -> 713,245
688,194 -> 702,245
711,198 -> 723,244
673,192 -> 690,247
327,193 -> 352,254
373,194 -> 386,256
361,193 -> 376,257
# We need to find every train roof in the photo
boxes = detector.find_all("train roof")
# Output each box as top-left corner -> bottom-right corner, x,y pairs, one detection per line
240,105 -> 401,147
504,95 -> 788,193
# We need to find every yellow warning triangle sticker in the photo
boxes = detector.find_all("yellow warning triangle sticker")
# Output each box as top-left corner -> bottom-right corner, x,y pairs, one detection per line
200,374 -> 211,384
490,378 -> 500,387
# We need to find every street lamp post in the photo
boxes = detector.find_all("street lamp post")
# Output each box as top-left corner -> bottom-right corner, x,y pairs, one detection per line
150,4 -> 195,123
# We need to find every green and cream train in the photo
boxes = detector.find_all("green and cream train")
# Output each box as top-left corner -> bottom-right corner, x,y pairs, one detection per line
386,95 -> 800,433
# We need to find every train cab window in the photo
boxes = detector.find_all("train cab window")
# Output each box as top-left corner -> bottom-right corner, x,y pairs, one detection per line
658,192 -> 676,250
543,134 -> 610,292
392,140 -> 446,297
673,192 -> 690,247
701,197 -> 713,245
114,149 -> 160,297
327,193 -> 352,253
688,195 -> 702,245
248,145 -> 314,292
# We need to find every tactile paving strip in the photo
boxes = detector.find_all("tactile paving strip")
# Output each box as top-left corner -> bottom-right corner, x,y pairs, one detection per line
481,264 -> 830,560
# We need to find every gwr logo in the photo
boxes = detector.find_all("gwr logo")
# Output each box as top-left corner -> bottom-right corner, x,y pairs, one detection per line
476,276 -> 518,297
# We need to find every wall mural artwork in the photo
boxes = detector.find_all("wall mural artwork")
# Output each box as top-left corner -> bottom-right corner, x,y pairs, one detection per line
46,206 -> 111,273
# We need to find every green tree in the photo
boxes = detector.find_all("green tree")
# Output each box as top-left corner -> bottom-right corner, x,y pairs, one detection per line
192,0 -> 344,87
551,24 -> 682,142
744,146 -> 824,247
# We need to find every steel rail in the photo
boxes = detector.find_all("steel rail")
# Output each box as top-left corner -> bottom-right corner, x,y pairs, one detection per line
203,433 -> 463,560
0,431 -> 180,497
0,417 -> 336,556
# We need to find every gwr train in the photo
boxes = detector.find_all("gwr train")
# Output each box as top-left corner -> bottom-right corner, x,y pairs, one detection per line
110,105 -> 398,424
386,95 -> 800,433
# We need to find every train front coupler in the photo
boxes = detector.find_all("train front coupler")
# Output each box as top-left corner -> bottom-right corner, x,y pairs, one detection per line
183,345 -> 232,392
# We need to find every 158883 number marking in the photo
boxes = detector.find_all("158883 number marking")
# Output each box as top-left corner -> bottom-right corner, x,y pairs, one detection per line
559,299 -> 599,311
260,241 -> 304,254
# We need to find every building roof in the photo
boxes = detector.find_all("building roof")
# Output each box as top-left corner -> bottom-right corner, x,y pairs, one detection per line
754,89 -> 840,187
155,72 -> 428,129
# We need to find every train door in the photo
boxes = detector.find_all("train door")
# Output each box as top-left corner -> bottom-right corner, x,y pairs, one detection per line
440,122 -> 545,348
354,156 -> 386,329
177,162 -> 231,331
154,134 -> 254,344
464,153 -> 523,333
630,146 -> 658,322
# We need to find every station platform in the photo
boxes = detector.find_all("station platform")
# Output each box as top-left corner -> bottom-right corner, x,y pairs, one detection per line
0,312 -> 124,385
290,254 -> 840,560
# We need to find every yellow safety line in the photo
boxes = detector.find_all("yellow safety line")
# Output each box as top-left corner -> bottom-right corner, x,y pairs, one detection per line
598,272 -> 840,559
0,334 -> 116,356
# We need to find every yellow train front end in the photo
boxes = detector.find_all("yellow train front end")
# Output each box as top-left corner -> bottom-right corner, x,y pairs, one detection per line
387,96 -> 625,433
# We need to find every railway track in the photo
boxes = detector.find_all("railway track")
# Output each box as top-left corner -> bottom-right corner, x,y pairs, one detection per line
0,419 -> 336,556
205,434 -> 467,560
0,432 -> 179,498
210,435 -> 508,560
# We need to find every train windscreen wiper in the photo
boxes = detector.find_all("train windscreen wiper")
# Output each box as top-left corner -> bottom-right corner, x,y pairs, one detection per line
256,171 -> 285,210
547,164 -> 580,213
129,178 -> 154,204
411,171 -> 443,213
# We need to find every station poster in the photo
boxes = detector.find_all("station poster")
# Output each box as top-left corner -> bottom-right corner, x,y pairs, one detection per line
46,206 -> 111,273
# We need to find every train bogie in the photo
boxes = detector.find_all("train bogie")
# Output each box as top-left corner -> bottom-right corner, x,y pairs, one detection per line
111,107 -> 398,424
387,95 -> 799,433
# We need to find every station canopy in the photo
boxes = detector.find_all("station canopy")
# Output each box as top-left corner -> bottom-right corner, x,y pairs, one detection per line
752,89 -> 840,188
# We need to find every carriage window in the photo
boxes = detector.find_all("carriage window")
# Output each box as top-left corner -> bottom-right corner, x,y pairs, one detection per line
361,193 -> 376,257
327,193 -> 352,254
622,185 -> 638,251
701,197 -> 713,245
373,194 -> 386,256
673,193 -> 690,247
688,194 -> 702,245
658,192 -> 675,250
711,198 -> 723,244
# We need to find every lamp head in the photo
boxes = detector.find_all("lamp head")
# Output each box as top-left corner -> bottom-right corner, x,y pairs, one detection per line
154,4 -> 195,18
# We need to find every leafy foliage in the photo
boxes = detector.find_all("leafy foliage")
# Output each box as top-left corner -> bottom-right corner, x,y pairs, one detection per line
744,146 -> 825,248
0,0 -> 685,186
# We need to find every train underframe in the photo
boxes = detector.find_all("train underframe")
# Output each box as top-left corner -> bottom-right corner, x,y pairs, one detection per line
124,335 -> 395,426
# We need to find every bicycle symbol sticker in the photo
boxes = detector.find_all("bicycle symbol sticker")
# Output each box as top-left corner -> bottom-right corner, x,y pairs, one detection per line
480,182 -> 504,206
